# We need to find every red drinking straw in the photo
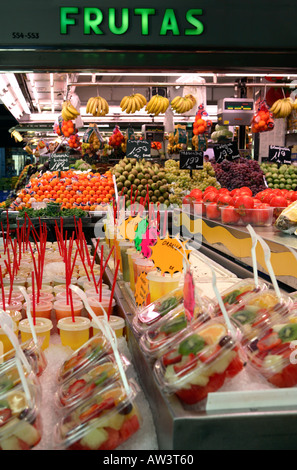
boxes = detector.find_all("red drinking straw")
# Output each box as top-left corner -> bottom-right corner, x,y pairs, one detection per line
98,245 -> 104,301
0,266 -> 6,311
31,271 -> 36,326
108,259 -> 120,320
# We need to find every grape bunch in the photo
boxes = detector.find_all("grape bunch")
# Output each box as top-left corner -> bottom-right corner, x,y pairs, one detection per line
212,158 -> 266,196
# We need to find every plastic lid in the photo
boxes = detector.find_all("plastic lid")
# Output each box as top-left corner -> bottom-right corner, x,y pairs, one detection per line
55,291 -> 82,301
24,300 -> 52,310
57,316 -> 90,332
56,353 -> 129,409
57,334 -> 112,384
54,299 -> 83,311
146,271 -> 182,282
153,318 -> 244,398
19,317 -> 53,334
135,259 -> 155,267
92,315 -> 125,330
53,380 -> 140,450
3,301 -> 23,311
88,296 -> 116,307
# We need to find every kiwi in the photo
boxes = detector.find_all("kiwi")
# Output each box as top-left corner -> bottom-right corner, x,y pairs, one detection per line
278,324 -> 297,343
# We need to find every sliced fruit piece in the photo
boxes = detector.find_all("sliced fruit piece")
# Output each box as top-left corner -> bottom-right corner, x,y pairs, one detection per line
13,421 -> 40,447
198,323 -> 227,345
0,435 -> 23,450
278,323 -> 297,343
178,334 -> 205,356
80,427 -> 109,450
119,414 -> 140,443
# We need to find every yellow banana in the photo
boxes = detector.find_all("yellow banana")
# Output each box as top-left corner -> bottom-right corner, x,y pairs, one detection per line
86,98 -> 93,114
96,97 -> 102,116
67,102 -> 80,116
120,96 -> 129,111
146,94 -> 158,114
271,99 -> 282,117
171,96 -> 182,108
135,93 -> 147,107
172,96 -> 183,111
103,99 -> 109,115
92,97 -> 99,116
133,95 -> 143,111
126,97 -> 133,114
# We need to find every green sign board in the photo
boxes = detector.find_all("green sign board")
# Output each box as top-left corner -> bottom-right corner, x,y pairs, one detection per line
0,0 -> 297,51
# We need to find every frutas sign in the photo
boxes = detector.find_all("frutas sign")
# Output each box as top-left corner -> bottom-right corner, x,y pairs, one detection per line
60,8 -> 204,36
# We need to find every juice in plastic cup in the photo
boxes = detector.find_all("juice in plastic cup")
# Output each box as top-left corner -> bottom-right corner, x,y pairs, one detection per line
27,285 -> 53,295
24,300 -> 53,320
87,296 -> 116,318
7,310 -> 22,335
28,292 -> 54,303
135,259 -> 156,278
0,321 -> 18,353
3,300 -> 23,314
130,252 -> 143,292
147,271 -> 182,303
114,237 -> 123,272
91,315 -> 125,338
19,317 -> 53,350
54,299 -> 83,322
119,242 -> 135,282
3,289 -> 24,303
55,291 -> 82,302
57,316 -> 91,350
84,287 -> 111,299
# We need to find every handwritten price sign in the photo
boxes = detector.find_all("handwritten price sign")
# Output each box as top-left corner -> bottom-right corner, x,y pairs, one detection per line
126,140 -> 151,159
49,154 -> 70,171
180,151 -> 204,170
268,145 -> 291,165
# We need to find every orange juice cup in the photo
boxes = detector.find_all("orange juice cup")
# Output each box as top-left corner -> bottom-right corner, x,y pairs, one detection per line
87,296 -> 116,318
91,315 -> 125,338
28,292 -> 54,303
24,300 -> 53,320
54,299 -> 83,322
19,317 -> 53,350
55,291 -> 82,302
57,316 -> 91,350
0,321 -> 18,354
147,271 -> 182,303
84,287 -> 111,298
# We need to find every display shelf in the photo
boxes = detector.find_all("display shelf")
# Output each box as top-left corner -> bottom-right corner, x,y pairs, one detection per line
93,239 -> 297,450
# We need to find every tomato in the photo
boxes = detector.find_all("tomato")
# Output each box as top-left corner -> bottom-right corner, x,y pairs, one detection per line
218,188 -> 230,195
193,201 -> 206,216
204,186 -> 219,195
217,194 -> 234,207
203,191 -> 219,204
189,188 -> 203,200
238,187 -> 253,197
206,202 -> 221,220
251,203 -> 272,225
269,195 -> 288,208
290,192 -> 297,202
221,205 -> 240,224
234,195 -> 255,210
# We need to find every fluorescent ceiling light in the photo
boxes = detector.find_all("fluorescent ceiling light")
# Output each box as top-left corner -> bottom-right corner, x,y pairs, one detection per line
5,73 -> 30,115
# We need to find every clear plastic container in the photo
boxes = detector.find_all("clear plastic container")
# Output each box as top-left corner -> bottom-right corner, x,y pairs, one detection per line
56,354 -> 130,409
212,278 -> 268,317
27,285 -> 53,295
132,288 -> 184,335
153,318 -> 245,405
84,287 -> 111,298
139,300 -> 213,360
57,334 -> 112,384
220,206 -> 275,227
245,314 -> 297,388
19,317 -> 53,350
229,289 -> 294,345
2,300 -> 23,314
87,297 -> 116,318
2,290 -> 24,303
53,380 -> 141,450
2,337 -> 47,378
57,316 -> 91,351
91,316 -> 125,339
54,299 -> 83,322
0,321 -> 18,354
0,378 -> 42,450
28,292 -> 54,303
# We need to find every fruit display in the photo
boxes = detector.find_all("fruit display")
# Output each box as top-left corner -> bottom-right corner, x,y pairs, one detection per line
261,163 -> 297,190
53,380 -> 141,450
167,124 -> 188,154
193,105 -> 212,136
54,119 -> 77,138
275,200 -> 297,234
153,318 -> 245,405
109,126 -> 125,148
112,157 -> 171,208
86,96 -> 109,117
145,94 -> 170,116
251,101 -> 274,133
61,100 -> 80,121
120,93 -> 147,114
11,169 -> 115,211
170,94 -> 196,114
212,158 -> 267,196
270,97 -> 294,119
67,133 -> 81,151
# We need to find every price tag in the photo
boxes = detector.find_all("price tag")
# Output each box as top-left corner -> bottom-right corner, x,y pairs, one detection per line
49,153 -> 70,171
126,140 -> 151,159
213,142 -> 240,163
149,234 -> 191,276
180,151 -> 204,170
135,272 -> 150,307
268,145 -> 292,165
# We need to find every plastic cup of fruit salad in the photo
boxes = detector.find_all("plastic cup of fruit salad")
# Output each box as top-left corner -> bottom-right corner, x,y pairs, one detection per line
57,316 -> 91,351
132,288 -> 184,336
153,317 -> 245,405
212,278 -> 268,317
19,317 -> 53,350
228,289 -> 293,345
57,333 -> 112,384
139,300 -> 213,361
53,380 -> 142,450
2,336 -> 47,378
55,353 -> 129,409
0,320 -> 18,354
0,378 -> 42,450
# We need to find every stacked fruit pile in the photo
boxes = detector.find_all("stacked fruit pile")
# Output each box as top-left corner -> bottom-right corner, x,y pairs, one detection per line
12,170 -> 115,211
212,158 -> 267,196
261,163 -> 297,191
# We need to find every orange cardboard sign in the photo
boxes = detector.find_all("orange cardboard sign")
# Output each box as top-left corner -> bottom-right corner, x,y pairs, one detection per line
134,271 -> 150,307
149,235 -> 191,276
118,215 -> 143,242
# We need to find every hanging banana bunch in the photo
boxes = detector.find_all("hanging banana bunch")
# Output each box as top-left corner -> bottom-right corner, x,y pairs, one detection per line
86,96 -> 109,117
270,97 -> 294,119
145,94 -> 170,116
61,100 -> 80,121
170,94 -> 197,114
120,93 -> 147,113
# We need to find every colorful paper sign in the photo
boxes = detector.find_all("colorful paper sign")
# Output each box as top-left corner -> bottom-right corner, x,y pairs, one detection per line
134,271 -> 150,307
149,234 -> 191,276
